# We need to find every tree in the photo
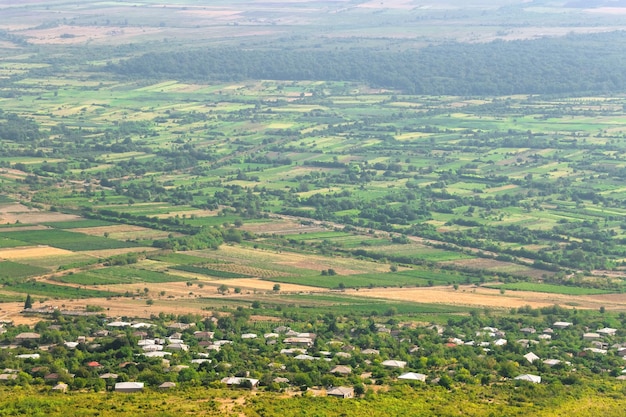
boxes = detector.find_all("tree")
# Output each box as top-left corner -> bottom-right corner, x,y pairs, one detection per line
24,294 -> 33,309
273,284 -> 281,292
218,284 -> 229,294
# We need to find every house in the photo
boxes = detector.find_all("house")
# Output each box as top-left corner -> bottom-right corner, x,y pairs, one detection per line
220,377 -> 259,389
51,383 -> 68,392
131,322 -> 153,329
283,337 -> 314,347
597,327 -> 617,337
273,377 -> 290,384
194,331 -> 214,340
553,322 -> 572,330
0,374 -> 17,381
107,321 -> 131,328
167,322 -> 193,331
523,352 -> 540,364
515,374 -> 541,384
294,354 -> 316,361
159,381 -> 176,389
398,372 -> 426,382
543,359 -> 561,367
99,373 -> 118,379
583,347 -> 607,355
16,354 -> 40,359
143,351 -> 172,358
15,332 -> 40,343
273,325 -> 291,333
166,343 -> 189,352
381,360 -> 406,369
327,386 -> 354,398
520,327 -> 536,334
280,348 -> 306,355
330,365 -> 352,375
241,333 -> 257,340
115,382 -> 144,393
361,348 -> 379,355
583,332 -> 601,340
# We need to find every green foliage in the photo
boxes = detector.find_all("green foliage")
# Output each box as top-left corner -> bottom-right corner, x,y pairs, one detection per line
0,230 -> 138,251
0,261 -> 47,281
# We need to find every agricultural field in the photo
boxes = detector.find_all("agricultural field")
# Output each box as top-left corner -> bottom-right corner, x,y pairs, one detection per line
3,2 -> 626,414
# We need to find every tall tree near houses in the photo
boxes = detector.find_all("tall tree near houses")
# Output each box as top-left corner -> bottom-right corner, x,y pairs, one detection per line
24,294 -> 33,309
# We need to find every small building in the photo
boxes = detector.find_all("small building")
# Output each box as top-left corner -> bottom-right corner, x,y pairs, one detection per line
381,360 -> 406,369
51,382 -> 68,392
220,377 -> 259,389
398,372 -> 426,382
598,327 -> 617,337
327,386 -> 354,398
330,365 -> 352,375
515,374 -> 541,384
194,331 -> 214,340
523,352 -> 540,364
543,359 -> 561,367
159,381 -> 176,389
283,337 -> 314,347
115,382 -> 144,393
15,332 -> 40,343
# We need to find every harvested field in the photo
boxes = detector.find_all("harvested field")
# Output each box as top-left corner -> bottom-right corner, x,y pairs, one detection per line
0,245 -> 74,260
440,258 -> 552,279
240,219 -> 326,235
210,278 -> 319,293
350,285 -> 626,311
72,225 -> 172,240
0,203 -> 81,224
81,247 -> 157,258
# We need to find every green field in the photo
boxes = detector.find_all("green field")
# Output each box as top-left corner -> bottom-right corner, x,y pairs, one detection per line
487,282 -> 613,295
171,264 -> 252,279
265,268 -> 473,289
0,230 -> 139,252
0,261 -> 47,281
5,281 -> 119,298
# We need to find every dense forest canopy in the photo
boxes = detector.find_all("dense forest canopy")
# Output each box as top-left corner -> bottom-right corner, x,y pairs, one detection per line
109,31 -> 626,96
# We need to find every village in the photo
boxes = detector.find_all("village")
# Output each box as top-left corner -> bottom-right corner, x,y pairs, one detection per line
0,304 -> 624,398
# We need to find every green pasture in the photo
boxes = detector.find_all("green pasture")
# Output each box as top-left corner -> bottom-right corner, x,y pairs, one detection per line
0,230 -> 138,251
4,281 -> 119,299
487,282 -> 614,295
265,267 -> 473,289
53,266 -> 187,286
170,265 -> 251,279
0,261 -> 47,281
41,220 -> 115,229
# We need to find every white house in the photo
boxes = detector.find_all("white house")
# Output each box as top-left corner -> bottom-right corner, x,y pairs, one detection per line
515,374 -> 541,384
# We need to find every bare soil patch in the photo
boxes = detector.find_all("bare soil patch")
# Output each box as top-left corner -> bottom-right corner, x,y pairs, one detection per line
81,247 -> 158,258
72,225 -> 172,240
0,203 -> 81,224
17,25 -> 163,45
210,278 -> 318,293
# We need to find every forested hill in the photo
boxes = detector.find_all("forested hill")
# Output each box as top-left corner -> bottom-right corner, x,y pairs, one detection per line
109,31 -> 626,96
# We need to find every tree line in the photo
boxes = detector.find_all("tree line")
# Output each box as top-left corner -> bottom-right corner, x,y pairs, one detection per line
108,31 -> 626,96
